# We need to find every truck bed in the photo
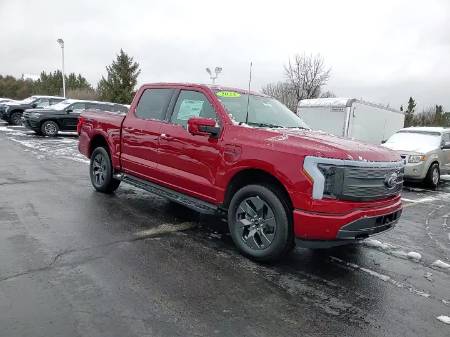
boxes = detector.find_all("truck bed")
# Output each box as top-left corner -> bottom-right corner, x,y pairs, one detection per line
78,109 -> 125,168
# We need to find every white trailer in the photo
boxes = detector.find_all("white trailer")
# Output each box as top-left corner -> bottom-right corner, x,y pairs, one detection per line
297,98 -> 405,144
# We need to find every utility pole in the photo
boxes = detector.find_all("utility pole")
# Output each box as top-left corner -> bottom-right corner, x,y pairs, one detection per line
205,66 -> 222,84
57,38 -> 66,97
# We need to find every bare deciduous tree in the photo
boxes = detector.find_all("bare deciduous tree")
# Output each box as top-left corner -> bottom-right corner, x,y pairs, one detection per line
284,54 -> 331,102
261,81 -> 298,112
319,90 -> 336,98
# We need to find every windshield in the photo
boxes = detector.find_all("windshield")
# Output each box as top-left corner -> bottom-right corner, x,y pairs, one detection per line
214,90 -> 309,129
385,131 -> 441,151
20,97 -> 36,104
50,100 -> 73,110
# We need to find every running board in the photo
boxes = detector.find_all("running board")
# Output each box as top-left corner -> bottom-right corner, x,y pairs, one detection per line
120,173 -> 218,215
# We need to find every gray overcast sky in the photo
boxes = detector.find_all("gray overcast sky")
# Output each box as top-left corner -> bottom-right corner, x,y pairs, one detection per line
1,0 -> 449,111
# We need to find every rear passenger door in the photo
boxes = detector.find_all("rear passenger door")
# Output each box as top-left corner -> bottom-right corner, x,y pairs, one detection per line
121,88 -> 175,181
158,89 -> 222,202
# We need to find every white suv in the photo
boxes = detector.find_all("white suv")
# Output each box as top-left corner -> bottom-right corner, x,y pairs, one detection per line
383,127 -> 450,188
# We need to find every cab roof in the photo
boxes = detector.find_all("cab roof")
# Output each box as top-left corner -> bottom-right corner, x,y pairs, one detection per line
142,82 -> 267,97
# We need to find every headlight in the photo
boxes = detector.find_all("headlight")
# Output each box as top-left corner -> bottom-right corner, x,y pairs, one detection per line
317,164 -> 343,198
408,155 -> 426,163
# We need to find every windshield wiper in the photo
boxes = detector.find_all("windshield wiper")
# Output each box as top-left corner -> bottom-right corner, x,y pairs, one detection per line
247,122 -> 283,128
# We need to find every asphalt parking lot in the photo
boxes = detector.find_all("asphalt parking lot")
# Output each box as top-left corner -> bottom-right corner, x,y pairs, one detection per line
0,122 -> 449,337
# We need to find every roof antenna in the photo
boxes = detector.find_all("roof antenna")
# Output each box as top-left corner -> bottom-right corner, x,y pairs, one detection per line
244,61 -> 252,125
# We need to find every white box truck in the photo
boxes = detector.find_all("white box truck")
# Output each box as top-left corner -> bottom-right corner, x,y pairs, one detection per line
297,98 -> 405,144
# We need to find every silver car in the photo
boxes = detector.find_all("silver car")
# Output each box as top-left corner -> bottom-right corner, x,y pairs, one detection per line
383,127 -> 450,188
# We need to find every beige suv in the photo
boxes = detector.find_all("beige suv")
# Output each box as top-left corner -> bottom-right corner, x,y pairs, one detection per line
383,127 -> 450,188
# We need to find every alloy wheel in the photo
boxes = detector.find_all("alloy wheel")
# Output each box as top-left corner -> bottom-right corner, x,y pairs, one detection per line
235,196 -> 277,250
92,153 -> 107,186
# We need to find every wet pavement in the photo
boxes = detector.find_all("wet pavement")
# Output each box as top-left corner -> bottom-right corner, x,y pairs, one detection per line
0,122 -> 449,337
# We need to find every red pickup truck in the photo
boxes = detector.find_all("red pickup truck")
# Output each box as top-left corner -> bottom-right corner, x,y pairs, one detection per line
78,83 -> 404,261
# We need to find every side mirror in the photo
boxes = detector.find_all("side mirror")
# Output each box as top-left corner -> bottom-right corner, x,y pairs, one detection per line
381,139 -> 387,144
187,117 -> 220,137
441,141 -> 450,149
66,109 -> 73,113
32,103 -> 37,108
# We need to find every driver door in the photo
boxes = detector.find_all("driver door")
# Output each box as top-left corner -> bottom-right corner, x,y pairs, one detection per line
158,89 -> 223,202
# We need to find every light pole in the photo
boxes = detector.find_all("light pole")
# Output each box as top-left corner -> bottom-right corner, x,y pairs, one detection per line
57,38 -> 66,97
205,66 -> 222,84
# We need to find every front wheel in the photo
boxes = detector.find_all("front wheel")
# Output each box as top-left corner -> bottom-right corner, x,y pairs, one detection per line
425,163 -> 440,189
228,184 -> 293,262
41,120 -> 59,137
89,147 -> 121,193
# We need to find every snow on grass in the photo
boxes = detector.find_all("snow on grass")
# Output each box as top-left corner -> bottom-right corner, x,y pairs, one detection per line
431,260 -> 450,270
436,316 -> 450,324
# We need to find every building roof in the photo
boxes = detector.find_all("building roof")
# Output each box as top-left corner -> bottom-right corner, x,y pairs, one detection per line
298,97 -> 402,113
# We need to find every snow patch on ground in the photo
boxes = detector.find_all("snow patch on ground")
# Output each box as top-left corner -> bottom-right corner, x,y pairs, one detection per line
330,256 -> 431,299
407,252 -> 422,261
436,315 -> 450,324
431,260 -> 450,270
363,239 -> 423,263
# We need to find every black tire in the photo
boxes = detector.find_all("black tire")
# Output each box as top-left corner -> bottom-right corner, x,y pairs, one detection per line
89,147 -> 121,193
228,184 -> 293,262
40,120 -> 59,137
425,163 -> 440,189
9,111 -> 22,125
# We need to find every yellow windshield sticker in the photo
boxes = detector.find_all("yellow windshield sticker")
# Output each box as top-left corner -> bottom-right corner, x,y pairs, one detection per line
216,91 -> 241,98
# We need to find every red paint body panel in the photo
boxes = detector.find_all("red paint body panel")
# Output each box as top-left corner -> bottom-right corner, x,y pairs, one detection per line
78,83 -> 403,242
293,196 -> 402,240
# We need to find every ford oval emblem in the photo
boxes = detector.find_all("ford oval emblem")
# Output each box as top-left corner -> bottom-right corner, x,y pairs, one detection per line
385,172 -> 398,189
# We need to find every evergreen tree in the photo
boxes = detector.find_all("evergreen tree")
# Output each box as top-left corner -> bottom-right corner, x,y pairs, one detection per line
404,97 -> 416,127
97,49 -> 141,104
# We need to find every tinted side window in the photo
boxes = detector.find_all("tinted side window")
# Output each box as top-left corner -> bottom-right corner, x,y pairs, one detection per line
171,90 -> 217,127
442,133 -> 450,143
70,102 -> 86,111
135,89 -> 173,121
35,98 -> 50,108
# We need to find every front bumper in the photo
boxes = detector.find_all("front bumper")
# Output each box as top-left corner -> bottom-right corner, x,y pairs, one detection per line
22,117 -> 40,130
403,162 -> 427,180
293,196 -> 402,242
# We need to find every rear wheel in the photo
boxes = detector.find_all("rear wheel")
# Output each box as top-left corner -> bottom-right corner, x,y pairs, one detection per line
9,111 -> 22,125
90,147 -> 121,193
425,163 -> 440,189
228,184 -> 293,262
41,120 -> 59,137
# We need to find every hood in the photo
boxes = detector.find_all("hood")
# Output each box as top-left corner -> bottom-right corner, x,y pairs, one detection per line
25,108 -> 62,114
382,141 -> 437,154
261,128 -> 401,162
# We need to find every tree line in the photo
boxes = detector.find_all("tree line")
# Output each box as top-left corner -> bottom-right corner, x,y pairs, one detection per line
402,97 -> 448,127
0,49 -> 140,105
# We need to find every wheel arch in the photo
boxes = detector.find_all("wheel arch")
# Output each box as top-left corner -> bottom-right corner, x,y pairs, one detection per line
88,134 -> 110,158
222,168 -> 293,212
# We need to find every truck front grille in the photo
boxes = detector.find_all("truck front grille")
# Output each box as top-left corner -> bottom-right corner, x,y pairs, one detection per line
339,166 -> 404,201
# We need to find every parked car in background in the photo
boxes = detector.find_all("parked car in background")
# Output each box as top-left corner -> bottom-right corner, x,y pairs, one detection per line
298,98 -> 405,144
382,127 -> 450,188
0,95 -> 65,125
78,83 -> 404,262
23,99 -> 128,136
0,97 -> 14,104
